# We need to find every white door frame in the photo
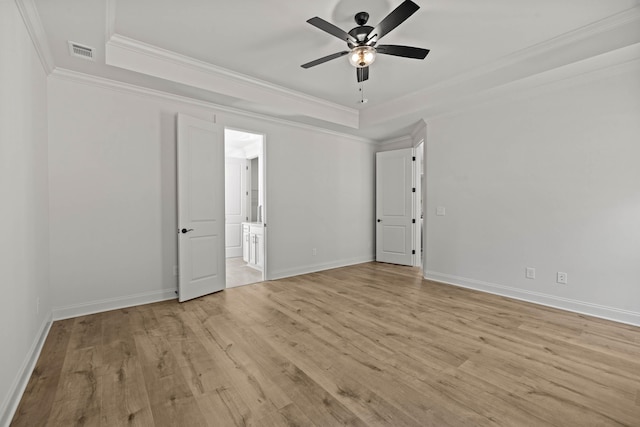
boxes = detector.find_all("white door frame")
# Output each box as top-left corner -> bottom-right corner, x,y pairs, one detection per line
224,127 -> 268,282
413,140 -> 424,268
376,148 -> 415,266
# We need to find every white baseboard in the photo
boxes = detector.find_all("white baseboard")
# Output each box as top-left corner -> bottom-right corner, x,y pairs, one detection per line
424,270 -> 640,327
268,256 -> 375,281
52,288 -> 177,320
1,312 -> 52,427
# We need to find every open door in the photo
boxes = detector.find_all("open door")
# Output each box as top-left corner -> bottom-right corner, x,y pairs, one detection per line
177,114 -> 225,302
225,157 -> 247,258
376,148 -> 414,266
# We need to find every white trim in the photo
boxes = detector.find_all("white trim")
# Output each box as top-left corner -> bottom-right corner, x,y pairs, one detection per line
52,288 -> 177,321
430,45 -> 640,121
269,257 -> 375,281
379,135 -> 412,147
381,43 -> 640,137
49,68 -> 376,146
14,0 -> 55,74
361,6 -> 640,127
106,34 -> 359,129
108,35 -> 356,115
105,0 -> 117,40
424,271 -> 640,327
426,6 -> 640,95
0,312 -> 52,427
410,120 -> 427,142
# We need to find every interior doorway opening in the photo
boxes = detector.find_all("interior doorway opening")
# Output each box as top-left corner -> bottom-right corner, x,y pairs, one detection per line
224,128 -> 266,288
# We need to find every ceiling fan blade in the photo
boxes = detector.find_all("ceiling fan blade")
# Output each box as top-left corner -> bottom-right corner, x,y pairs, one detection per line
307,17 -> 357,44
376,45 -> 429,59
366,0 -> 420,44
357,66 -> 369,83
301,51 -> 349,69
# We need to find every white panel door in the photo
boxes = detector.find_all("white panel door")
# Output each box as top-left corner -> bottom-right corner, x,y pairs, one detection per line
376,148 -> 414,266
225,158 -> 247,258
177,114 -> 225,302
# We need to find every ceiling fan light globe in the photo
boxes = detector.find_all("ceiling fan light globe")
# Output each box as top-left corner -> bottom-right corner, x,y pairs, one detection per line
349,46 -> 376,68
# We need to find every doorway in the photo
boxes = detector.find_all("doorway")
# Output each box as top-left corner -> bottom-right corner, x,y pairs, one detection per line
224,128 -> 266,288
375,142 -> 425,269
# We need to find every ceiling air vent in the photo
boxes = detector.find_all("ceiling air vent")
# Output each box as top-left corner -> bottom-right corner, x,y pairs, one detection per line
68,42 -> 95,61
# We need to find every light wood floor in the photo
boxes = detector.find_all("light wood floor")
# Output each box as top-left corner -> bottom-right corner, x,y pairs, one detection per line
12,262 -> 640,426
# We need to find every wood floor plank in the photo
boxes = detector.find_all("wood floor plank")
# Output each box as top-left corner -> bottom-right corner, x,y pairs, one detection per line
203,312 -> 368,426
47,345 -> 102,426
167,313 -> 286,424
132,327 -> 208,426
12,262 -> 640,426
99,353 -> 155,427
10,319 -> 74,427
253,402 -> 317,427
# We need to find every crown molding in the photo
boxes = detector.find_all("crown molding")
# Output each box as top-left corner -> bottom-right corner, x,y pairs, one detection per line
379,135 -> 412,147
428,43 -> 640,122
411,120 -> 427,141
49,68 -> 376,145
106,34 -> 359,129
105,0 -> 116,41
14,0 -> 55,74
361,6 -> 640,127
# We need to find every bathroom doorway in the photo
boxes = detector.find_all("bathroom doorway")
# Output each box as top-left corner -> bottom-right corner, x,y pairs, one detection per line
224,128 -> 266,288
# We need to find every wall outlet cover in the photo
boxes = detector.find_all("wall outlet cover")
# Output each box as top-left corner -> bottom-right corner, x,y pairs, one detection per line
526,267 -> 536,279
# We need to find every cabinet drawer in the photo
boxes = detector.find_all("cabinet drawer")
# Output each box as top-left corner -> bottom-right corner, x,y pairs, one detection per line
250,224 -> 264,235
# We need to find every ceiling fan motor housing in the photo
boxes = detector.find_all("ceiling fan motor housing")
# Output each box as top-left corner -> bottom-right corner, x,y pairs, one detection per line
354,11 -> 369,26
348,25 -> 375,48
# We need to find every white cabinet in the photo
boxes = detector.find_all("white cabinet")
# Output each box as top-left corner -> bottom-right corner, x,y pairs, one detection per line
242,223 -> 250,263
242,222 -> 263,271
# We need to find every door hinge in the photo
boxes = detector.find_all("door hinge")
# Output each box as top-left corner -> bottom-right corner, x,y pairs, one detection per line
246,166 -> 249,170
412,156 -> 416,161
412,187 -> 416,192
412,250 -> 416,254
412,219 -> 416,223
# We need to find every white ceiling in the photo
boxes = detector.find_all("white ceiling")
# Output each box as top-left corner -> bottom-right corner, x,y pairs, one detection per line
32,0 -> 640,141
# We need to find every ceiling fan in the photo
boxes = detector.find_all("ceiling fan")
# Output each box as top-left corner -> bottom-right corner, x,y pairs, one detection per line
301,0 -> 430,83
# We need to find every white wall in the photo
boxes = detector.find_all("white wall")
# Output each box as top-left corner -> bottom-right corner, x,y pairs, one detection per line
48,75 -> 375,316
0,0 -> 51,424
424,63 -> 640,325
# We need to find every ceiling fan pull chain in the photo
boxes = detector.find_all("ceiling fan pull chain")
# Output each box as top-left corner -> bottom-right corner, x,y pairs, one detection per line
359,85 -> 368,104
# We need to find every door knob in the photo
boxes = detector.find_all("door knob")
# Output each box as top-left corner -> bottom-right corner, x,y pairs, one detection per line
181,228 -> 194,234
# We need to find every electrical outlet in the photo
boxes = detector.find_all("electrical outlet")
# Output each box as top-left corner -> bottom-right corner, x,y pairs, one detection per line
557,272 -> 568,284
312,248 -> 317,256
436,206 -> 446,216
525,267 -> 536,279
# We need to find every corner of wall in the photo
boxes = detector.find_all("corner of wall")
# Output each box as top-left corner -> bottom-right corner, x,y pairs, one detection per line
14,0 -> 55,74
0,312 -> 52,427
